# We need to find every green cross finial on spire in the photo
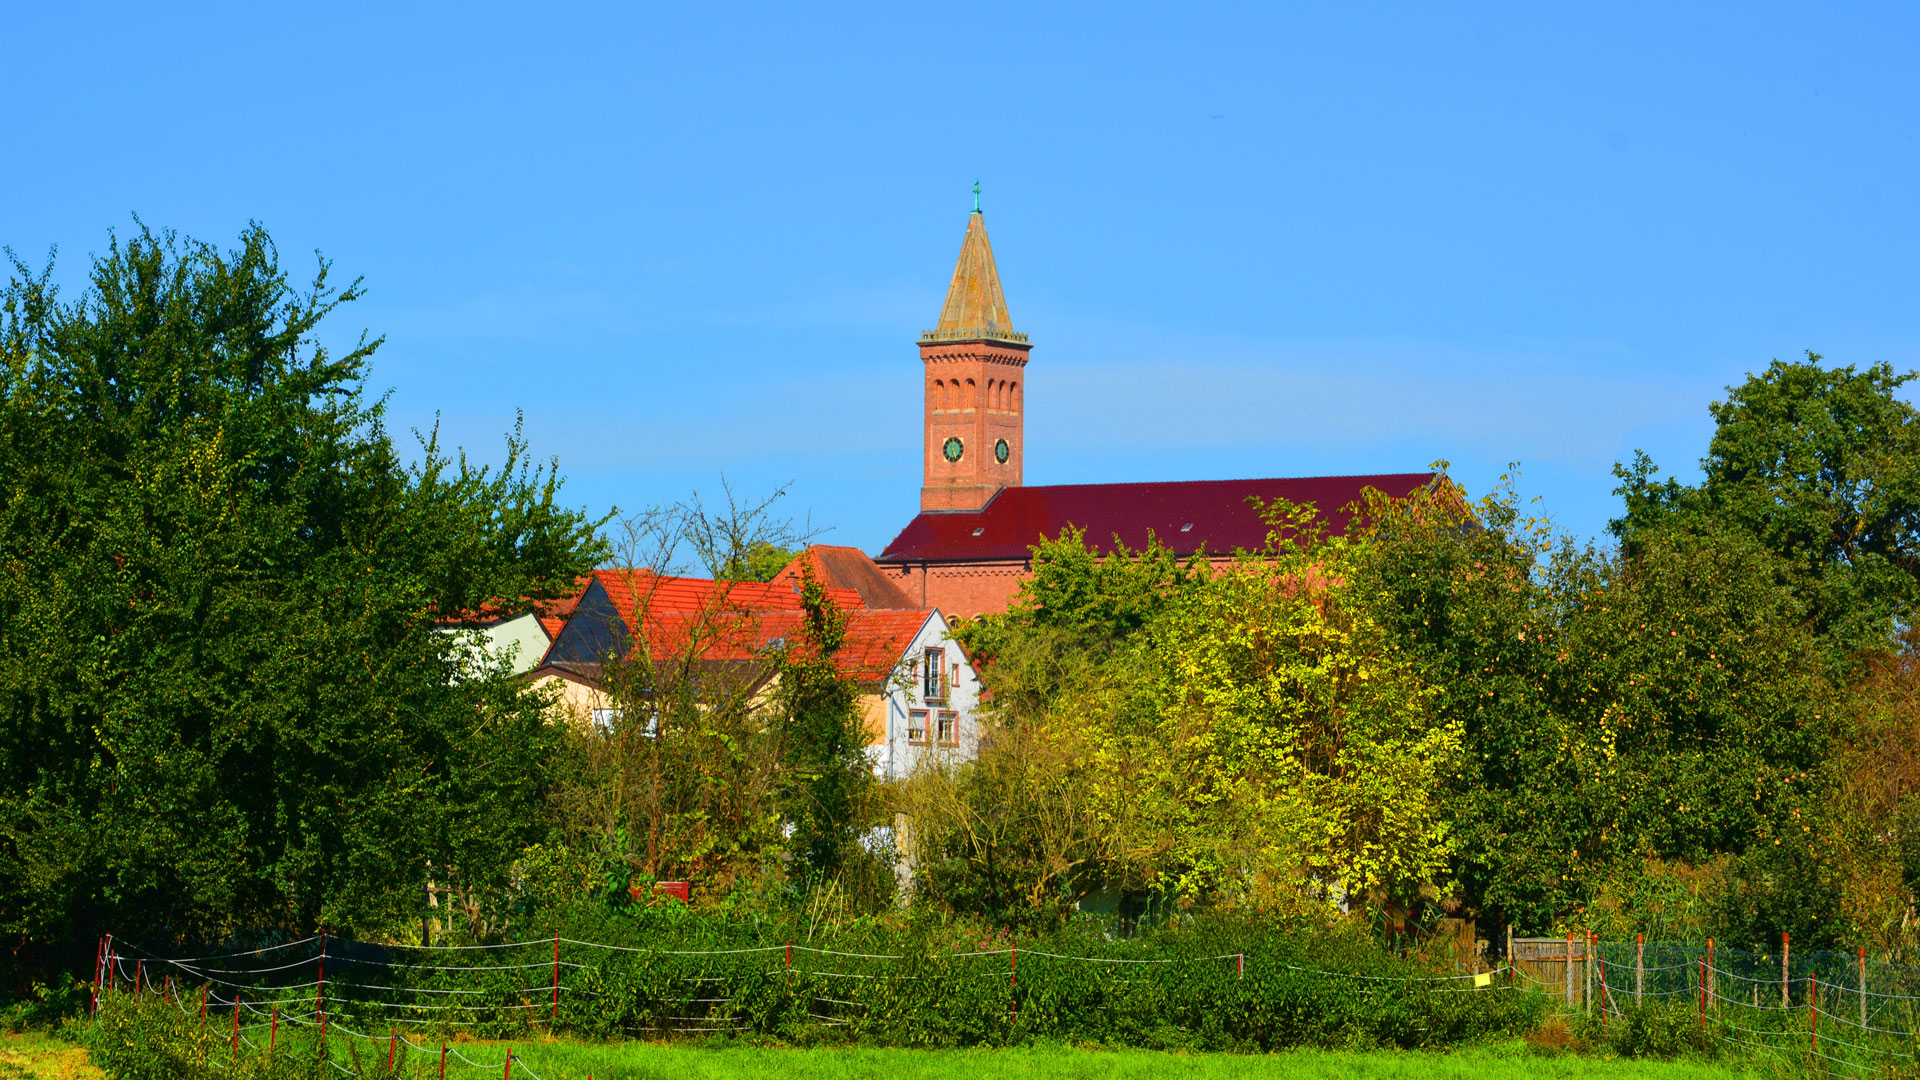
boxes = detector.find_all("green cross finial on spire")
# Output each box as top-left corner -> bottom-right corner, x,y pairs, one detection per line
972,179 -> 981,213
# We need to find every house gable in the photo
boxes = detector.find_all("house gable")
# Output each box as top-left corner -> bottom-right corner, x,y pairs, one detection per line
544,577 -> 630,667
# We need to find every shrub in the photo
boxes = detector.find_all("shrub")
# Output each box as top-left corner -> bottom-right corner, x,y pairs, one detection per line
0,974 -> 89,1033
1592,1002 -> 1719,1059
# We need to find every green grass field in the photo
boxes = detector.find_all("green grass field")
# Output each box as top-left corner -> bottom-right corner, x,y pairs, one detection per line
3,1030 -> 1778,1080
449,1040 -> 1768,1080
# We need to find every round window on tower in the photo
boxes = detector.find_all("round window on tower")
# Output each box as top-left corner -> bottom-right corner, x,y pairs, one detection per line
994,438 -> 1010,464
943,436 -> 964,463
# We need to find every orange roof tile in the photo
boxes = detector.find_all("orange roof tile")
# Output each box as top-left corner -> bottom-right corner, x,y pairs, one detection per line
768,546 -> 917,610
643,606 -> 934,686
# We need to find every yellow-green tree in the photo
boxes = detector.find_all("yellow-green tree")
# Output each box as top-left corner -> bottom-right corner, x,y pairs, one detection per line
1086,499 -> 1461,912
914,502 -> 1461,922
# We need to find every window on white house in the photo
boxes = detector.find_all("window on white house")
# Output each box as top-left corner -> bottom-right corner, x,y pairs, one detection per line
936,711 -> 958,745
922,647 -> 945,703
908,710 -> 928,745
592,707 -> 657,738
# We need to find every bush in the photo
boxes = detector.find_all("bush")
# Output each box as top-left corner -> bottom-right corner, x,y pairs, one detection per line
0,974 -> 89,1033
314,905 -> 1549,1051
82,993 -> 362,1079
1589,1002 -> 1719,1059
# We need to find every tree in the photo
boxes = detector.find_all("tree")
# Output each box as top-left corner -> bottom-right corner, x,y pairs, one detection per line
0,223 -> 604,948
721,541 -> 801,582
920,505 -> 1460,922
1348,472 -> 1837,935
772,567 -> 874,879
1085,498 -> 1461,911
1614,354 -> 1920,663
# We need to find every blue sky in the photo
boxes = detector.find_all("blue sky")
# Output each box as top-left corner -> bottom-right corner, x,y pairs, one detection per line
5,2 -> 1916,553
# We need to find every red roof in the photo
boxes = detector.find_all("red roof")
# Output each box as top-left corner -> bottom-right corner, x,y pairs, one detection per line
588,568 -> 865,619
648,607 -> 935,685
768,546 -> 917,609
876,474 -> 1437,563
538,568 -> 933,687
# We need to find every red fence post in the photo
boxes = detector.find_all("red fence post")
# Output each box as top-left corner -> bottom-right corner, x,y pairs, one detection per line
1705,938 -> 1714,1011
1861,946 -> 1869,1030
440,1042 -> 448,1079
505,1047 -> 514,1079
269,1008 -> 277,1051
1782,931 -> 1790,1008
1237,952 -> 1244,979
134,960 -> 143,996
230,994 -> 240,1058
552,934 -> 561,1022
199,985 -> 207,1021
1698,959 -> 1705,1029
389,1029 -> 397,1071
1635,933 -> 1644,1004
1810,976 -> 1818,1053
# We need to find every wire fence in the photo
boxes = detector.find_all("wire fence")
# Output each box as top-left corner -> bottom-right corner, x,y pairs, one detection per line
107,930 -> 1920,1076
1513,934 -> 1920,1076
88,929 -> 1522,1077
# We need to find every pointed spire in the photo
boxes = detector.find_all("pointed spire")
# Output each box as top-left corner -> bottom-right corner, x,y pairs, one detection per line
923,206 -> 1028,345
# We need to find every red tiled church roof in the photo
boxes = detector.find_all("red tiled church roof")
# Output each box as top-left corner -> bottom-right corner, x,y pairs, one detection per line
876,473 -> 1437,563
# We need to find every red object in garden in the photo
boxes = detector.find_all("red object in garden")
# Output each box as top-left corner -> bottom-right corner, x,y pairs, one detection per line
655,881 -> 690,902
1810,976 -> 1818,1052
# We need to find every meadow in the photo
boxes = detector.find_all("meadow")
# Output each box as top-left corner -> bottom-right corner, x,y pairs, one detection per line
501,1041 -> 1767,1080
1,1032 -> 1773,1080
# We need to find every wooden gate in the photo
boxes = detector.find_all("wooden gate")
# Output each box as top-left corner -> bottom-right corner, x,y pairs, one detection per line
1512,936 -> 1587,1007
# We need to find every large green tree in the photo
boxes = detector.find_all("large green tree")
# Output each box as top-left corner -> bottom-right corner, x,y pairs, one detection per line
1347,478 -> 1837,936
1614,354 -> 1920,663
0,224 -> 604,948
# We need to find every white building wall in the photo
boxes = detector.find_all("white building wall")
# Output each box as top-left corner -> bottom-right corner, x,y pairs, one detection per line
871,611 -> 981,781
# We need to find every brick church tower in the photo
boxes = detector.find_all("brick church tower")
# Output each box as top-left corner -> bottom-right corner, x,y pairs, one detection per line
878,201 -> 1440,617
919,207 -> 1030,512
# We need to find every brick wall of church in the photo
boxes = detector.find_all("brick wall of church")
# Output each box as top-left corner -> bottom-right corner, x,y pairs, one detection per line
879,560 -> 1030,621
879,553 -> 1254,621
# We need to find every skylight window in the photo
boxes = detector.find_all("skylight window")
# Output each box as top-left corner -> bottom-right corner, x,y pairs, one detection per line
971,527 -> 985,536
1180,523 -> 1194,532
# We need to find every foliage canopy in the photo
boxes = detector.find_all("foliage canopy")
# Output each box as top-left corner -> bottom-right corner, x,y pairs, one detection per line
0,224 -> 604,946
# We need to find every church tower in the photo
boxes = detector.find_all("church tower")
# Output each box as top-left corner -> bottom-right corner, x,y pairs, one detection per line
919,204 -> 1030,512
